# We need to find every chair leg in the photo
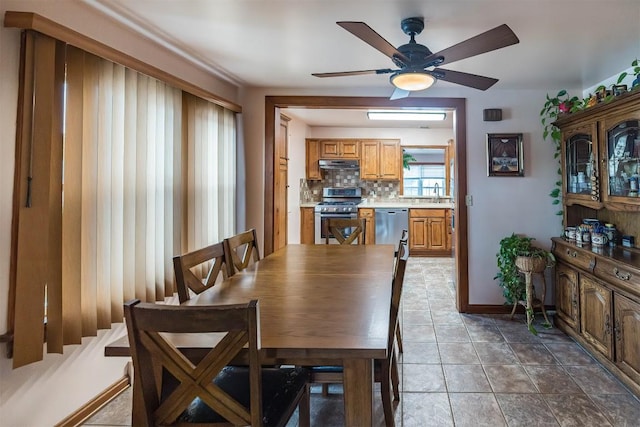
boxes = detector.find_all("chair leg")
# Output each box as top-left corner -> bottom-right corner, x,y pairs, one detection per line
298,384 -> 311,427
321,383 -> 329,396
390,352 -> 400,401
395,327 -> 403,353
380,364 -> 396,427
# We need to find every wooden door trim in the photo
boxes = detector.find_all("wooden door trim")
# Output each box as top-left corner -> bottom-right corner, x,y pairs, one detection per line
264,96 -> 469,312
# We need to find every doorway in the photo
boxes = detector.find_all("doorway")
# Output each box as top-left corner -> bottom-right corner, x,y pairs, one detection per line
264,96 -> 469,312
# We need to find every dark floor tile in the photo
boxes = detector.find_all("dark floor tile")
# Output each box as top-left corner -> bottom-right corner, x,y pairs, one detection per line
484,365 -> 538,393
438,342 -> 480,364
544,394 -> 613,426
564,365 -> 630,395
466,324 -> 505,342
434,324 -> 470,343
402,342 -> 441,364
524,365 -> 582,394
544,342 -> 596,365
509,343 -> 558,365
495,393 -> 559,426
474,342 -> 519,365
401,392 -> 453,427
443,364 -> 491,392
590,393 -> 640,427
449,393 -> 506,426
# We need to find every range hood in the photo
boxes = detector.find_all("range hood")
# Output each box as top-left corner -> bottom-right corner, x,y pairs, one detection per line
318,159 -> 360,170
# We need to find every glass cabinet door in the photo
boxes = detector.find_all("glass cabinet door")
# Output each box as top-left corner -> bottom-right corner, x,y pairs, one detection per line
565,133 -> 595,196
606,119 -> 640,198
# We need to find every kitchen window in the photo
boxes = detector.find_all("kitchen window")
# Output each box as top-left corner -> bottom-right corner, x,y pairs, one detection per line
403,164 -> 446,196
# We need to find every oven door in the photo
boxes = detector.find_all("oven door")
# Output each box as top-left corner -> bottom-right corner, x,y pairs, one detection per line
314,212 -> 359,244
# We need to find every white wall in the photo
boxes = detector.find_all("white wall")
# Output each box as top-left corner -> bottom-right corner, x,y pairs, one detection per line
0,2 -> 241,424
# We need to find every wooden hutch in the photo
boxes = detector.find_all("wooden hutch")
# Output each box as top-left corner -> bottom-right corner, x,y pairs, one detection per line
552,90 -> 640,396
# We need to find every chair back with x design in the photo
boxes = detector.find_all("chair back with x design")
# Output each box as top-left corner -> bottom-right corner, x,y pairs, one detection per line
173,242 -> 231,303
124,299 -> 264,425
224,229 -> 261,274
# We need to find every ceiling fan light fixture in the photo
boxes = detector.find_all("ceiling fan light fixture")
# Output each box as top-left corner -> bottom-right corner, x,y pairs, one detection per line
390,71 -> 436,91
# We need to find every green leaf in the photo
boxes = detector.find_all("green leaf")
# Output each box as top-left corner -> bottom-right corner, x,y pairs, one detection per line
617,72 -> 628,84
557,90 -> 567,97
552,199 -> 560,205
543,130 -> 549,139
632,59 -> 638,67
556,210 -> 563,216
557,168 -> 562,175
550,188 -> 560,197
555,181 -> 562,186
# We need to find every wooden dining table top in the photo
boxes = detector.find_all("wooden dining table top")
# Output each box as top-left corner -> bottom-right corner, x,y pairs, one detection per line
106,244 -> 395,361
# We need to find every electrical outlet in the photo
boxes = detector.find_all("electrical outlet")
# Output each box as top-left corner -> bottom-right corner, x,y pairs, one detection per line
465,195 -> 473,206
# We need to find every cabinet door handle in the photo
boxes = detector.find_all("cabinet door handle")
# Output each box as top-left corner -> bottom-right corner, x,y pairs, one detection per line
613,268 -> 631,281
604,314 -> 611,335
614,319 -> 622,342
566,249 -> 577,257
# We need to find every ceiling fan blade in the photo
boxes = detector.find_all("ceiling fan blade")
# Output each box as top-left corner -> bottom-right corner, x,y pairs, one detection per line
435,68 -> 499,90
312,68 -> 395,78
337,21 -> 410,65
425,24 -> 519,67
390,88 -> 411,100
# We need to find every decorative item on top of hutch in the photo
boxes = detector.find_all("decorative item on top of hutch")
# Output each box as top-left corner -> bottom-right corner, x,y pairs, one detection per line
551,89 -> 640,397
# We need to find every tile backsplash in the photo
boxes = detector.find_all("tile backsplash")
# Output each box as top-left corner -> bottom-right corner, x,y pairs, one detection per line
301,169 -> 401,202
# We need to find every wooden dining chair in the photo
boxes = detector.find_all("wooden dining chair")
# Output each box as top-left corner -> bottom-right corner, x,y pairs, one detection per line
124,299 -> 310,427
173,242 -> 232,303
394,229 -> 409,354
324,218 -> 366,245
224,229 -> 261,275
310,241 -> 409,427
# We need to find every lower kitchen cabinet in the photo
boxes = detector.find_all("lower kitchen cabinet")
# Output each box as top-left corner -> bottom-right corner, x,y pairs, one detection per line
614,294 -> 640,385
551,237 -> 640,396
300,207 -> 315,244
579,274 -> 613,359
555,262 -> 580,331
358,208 -> 375,245
409,209 -> 451,256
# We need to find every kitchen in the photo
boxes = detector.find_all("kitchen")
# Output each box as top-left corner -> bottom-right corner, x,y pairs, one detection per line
283,107 -> 457,257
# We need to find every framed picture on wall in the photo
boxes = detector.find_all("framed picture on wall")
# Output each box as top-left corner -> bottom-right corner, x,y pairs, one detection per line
487,133 -> 524,177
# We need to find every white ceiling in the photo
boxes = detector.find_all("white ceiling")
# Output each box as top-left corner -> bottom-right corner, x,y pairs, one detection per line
83,0 -> 640,128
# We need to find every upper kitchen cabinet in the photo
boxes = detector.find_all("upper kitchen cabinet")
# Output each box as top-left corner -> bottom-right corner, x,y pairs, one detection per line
561,121 -> 601,210
360,139 -> 401,181
319,139 -> 360,159
554,90 -> 640,214
306,139 -> 322,180
601,109 -> 640,209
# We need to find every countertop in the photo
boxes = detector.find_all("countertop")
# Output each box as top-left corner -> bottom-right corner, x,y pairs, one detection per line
299,200 -> 454,209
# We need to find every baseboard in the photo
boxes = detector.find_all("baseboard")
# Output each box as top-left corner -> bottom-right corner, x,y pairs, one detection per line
464,304 -> 556,314
55,372 -> 131,427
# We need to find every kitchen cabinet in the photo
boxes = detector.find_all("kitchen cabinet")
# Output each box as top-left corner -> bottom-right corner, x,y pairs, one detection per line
555,262 -> 580,331
319,139 -> 359,159
358,208 -> 375,245
551,236 -> 640,396
300,207 -> 315,244
614,294 -> 640,385
360,139 -> 401,180
305,139 -> 321,180
580,274 -> 613,359
409,208 -> 450,256
555,90 -> 640,224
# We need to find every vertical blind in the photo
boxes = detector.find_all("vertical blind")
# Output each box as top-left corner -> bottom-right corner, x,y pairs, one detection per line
10,31 -> 237,367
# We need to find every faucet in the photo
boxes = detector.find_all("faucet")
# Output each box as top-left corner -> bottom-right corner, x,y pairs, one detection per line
433,183 -> 440,203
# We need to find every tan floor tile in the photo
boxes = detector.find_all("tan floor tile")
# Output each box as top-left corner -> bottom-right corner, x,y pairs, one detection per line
484,365 -> 538,393
403,364 -> 446,392
564,365 -> 630,395
544,342 -> 596,365
544,394 -> 613,426
401,392 -> 453,427
443,364 -> 491,392
524,365 -> 582,394
509,343 -> 558,365
438,342 -> 480,364
590,393 -> 640,427
495,393 -> 559,426
474,342 -> 519,364
449,393 -> 506,426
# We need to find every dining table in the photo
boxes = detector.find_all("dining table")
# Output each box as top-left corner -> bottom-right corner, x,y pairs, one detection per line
106,243 -> 395,426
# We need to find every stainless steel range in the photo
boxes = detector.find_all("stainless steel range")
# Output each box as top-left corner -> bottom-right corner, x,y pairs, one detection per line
314,187 -> 362,244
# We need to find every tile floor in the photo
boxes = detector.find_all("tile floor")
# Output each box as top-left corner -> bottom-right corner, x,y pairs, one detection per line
84,257 -> 640,426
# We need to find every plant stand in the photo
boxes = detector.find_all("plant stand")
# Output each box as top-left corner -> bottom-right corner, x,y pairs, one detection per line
510,256 -> 550,330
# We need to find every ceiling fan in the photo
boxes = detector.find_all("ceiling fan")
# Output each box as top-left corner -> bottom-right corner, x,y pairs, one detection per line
312,17 -> 520,99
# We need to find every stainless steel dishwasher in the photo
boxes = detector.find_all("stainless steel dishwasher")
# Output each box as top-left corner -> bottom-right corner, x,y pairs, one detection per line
375,208 -> 409,248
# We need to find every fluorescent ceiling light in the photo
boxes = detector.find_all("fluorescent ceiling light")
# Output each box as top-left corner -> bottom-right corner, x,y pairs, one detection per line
367,110 -> 447,121
390,71 -> 436,91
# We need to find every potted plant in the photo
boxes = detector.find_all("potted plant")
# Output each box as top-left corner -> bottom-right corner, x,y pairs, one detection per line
402,150 -> 416,170
495,233 -> 555,333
